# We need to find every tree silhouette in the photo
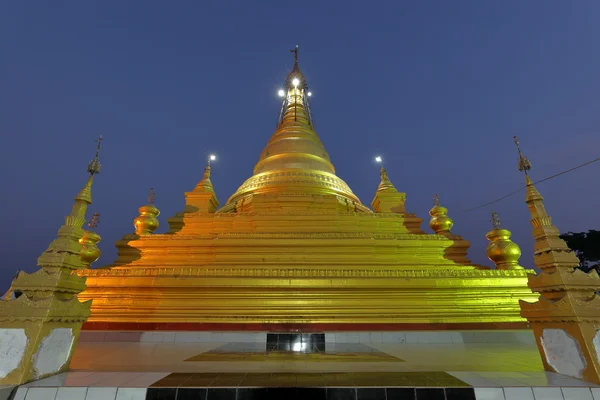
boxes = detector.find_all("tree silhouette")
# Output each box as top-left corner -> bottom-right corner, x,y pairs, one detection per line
559,230 -> 600,272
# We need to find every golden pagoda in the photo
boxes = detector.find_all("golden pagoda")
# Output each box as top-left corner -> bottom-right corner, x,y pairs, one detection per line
77,48 -> 538,330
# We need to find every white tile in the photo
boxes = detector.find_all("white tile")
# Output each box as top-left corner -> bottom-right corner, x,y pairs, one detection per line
208,332 -> 227,342
56,387 -> 88,400
592,388 -> 600,400
383,332 -> 405,343
562,388 -> 593,400
85,387 -> 117,400
474,388 -> 505,400
12,387 -> 27,400
450,332 -> 464,344
174,332 -> 202,343
139,332 -> 163,343
345,333 -> 359,343
161,332 -> 176,342
532,387 -> 564,400
115,388 -> 147,400
504,387 -> 534,400
23,374 -> 67,387
369,332 -> 382,343
25,387 -> 58,400
358,333 -> 370,343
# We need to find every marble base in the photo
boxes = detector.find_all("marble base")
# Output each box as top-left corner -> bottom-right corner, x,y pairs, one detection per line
78,330 -> 536,345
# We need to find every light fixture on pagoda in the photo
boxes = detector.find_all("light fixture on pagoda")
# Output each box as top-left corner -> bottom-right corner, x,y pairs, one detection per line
292,78 -> 300,87
278,89 -> 285,97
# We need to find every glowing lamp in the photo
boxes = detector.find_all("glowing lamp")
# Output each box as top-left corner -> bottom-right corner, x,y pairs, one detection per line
292,78 -> 300,87
307,92 -> 312,97
209,154 -> 216,162
278,89 -> 285,97
375,156 -> 382,164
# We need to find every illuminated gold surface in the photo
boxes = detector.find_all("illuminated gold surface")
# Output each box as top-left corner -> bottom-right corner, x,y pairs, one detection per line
77,56 -> 537,326
429,195 -> 454,234
134,204 -> 160,235
80,230 -> 101,267
485,213 -> 523,270
515,138 -> 600,384
0,140 -> 101,385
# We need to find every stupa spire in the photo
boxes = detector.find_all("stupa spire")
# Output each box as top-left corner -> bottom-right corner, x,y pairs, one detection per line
222,47 -> 366,212
180,155 -> 220,214
36,136 -> 102,271
515,136 -> 600,384
371,160 -> 406,213
0,138 -> 99,384
278,44 -> 313,126
512,136 -> 578,271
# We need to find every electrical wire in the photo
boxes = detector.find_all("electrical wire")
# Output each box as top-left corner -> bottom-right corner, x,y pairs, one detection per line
462,156 -> 600,212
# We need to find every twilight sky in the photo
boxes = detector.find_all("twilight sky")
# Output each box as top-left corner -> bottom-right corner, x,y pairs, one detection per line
1,1 -> 599,286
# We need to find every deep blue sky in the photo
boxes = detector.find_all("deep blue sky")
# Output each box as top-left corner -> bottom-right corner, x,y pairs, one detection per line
1,1 -> 599,286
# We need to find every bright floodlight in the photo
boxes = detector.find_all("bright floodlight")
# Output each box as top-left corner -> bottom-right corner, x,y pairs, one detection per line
375,156 -> 382,163
307,91 -> 312,97
278,89 -> 285,97
292,78 -> 300,87
209,154 -> 216,161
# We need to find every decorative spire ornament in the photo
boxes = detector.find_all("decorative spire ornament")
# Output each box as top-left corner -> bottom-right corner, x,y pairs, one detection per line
513,136 -> 532,175
134,188 -> 160,235
429,194 -> 454,234
277,45 -> 314,126
485,211 -> 523,270
80,212 -> 101,267
371,159 -> 406,213
0,136 -> 99,384
148,188 -> 156,204
515,137 -> 600,384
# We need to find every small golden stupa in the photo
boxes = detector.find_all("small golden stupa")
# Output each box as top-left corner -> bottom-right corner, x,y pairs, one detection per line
77,47 -> 537,330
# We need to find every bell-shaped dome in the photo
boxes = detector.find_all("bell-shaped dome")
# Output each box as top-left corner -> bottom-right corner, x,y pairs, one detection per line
221,47 -> 365,211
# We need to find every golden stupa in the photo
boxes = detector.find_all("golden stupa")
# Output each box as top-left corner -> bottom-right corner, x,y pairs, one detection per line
77,48 -> 537,330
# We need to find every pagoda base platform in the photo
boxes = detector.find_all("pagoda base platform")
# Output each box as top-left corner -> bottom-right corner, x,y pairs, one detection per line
10,335 -> 600,400
78,329 -> 537,346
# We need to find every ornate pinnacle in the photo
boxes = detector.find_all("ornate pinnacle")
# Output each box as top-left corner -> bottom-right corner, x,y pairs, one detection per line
148,188 -> 156,204
87,135 -> 103,175
290,44 -> 299,65
491,211 -> 501,229
433,194 -> 440,207
88,212 -> 100,229
513,136 -> 532,174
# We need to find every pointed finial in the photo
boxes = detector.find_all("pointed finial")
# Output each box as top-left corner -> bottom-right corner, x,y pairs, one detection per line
491,211 -> 501,229
513,136 -> 532,175
87,212 -> 100,229
148,188 -> 156,204
87,135 -> 103,175
290,44 -> 299,65
433,194 -> 440,207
